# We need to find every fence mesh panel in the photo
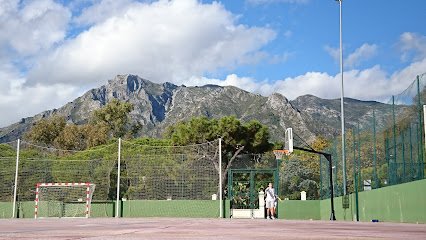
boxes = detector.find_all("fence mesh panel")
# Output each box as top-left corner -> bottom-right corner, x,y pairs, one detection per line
320,73 -> 426,199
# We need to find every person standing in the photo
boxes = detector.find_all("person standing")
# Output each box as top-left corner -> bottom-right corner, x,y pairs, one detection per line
265,182 -> 276,219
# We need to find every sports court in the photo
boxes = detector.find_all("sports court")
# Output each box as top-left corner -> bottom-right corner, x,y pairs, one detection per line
0,218 -> 425,240
1,75 -> 426,239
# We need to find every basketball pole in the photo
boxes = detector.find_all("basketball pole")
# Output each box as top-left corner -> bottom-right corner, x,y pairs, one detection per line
336,0 -> 347,196
293,146 -> 336,220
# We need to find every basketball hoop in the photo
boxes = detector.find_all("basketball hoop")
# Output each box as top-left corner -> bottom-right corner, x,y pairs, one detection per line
273,149 -> 290,160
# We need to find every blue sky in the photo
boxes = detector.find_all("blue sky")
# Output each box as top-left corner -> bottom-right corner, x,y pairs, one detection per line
216,0 -> 426,79
0,0 -> 425,127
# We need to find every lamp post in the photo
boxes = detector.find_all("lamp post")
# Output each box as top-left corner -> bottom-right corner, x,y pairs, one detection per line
336,0 -> 347,196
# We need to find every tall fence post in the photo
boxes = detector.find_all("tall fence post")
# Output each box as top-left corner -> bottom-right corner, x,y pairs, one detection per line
392,95 -> 397,185
116,138 -> 121,218
12,139 -> 20,218
385,132 -> 390,184
373,111 -> 378,188
219,138 -> 223,218
357,122 -> 362,191
319,155 -> 323,199
352,127 -> 359,221
402,131 -> 406,182
417,76 -> 424,179
409,124 -> 414,180
423,104 -> 426,179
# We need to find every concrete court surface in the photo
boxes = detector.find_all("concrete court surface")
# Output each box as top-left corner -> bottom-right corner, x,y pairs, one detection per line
0,218 -> 425,240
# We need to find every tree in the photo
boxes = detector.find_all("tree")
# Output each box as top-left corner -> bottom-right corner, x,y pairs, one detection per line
83,124 -> 110,148
281,159 -> 318,200
54,123 -> 109,150
92,99 -> 134,138
54,124 -> 85,150
25,116 -> 66,145
165,116 -> 272,191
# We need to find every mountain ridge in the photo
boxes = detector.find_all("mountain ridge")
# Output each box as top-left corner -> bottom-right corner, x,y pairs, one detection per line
0,74 -> 397,143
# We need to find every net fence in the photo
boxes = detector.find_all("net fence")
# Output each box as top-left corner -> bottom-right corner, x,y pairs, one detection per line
0,138 -> 221,218
120,139 -> 220,201
320,73 -> 426,199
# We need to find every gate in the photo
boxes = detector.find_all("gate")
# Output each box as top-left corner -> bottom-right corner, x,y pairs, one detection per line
228,169 -> 277,218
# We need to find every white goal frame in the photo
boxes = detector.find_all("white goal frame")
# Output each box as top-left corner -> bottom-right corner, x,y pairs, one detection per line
34,182 -> 95,219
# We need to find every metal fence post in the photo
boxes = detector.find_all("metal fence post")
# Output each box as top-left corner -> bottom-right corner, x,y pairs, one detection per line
409,124 -> 413,180
357,123 -> 361,191
319,155 -> 323,199
402,130 -> 406,182
418,75 -> 425,179
392,96 -> 397,185
373,111 -> 378,188
385,132 -> 390,185
219,138 -> 223,218
12,139 -> 20,218
115,138 -> 121,218
423,105 -> 426,179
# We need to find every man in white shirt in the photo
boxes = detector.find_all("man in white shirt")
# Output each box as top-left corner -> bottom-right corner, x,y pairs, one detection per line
265,182 -> 276,219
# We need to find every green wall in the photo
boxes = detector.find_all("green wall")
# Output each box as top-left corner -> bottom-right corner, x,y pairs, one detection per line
91,201 -> 115,217
278,200 -> 320,220
122,200 -> 223,218
0,202 -> 12,218
2,200 -> 228,219
320,179 -> 426,223
1,179 -> 424,223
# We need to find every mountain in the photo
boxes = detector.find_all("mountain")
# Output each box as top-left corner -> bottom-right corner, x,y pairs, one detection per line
0,74 -> 399,143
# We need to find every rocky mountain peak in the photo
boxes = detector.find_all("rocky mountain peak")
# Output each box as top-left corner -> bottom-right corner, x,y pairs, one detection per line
0,74 -> 400,143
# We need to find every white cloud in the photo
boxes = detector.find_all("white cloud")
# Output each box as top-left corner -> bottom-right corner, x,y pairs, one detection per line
0,63 -> 79,127
246,0 -> 309,5
345,44 -> 377,68
283,30 -> 292,38
268,52 -> 291,64
0,0 -> 76,127
324,45 -> 339,62
187,57 -> 426,102
399,32 -> 426,62
0,0 -> 71,56
325,43 -> 378,69
1,0 -> 425,129
186,74 -> 264,94
28,0 -> 276,86
73,0 -> 134,26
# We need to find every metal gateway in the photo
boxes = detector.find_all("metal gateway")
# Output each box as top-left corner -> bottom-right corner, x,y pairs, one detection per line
228,169 -> 278,219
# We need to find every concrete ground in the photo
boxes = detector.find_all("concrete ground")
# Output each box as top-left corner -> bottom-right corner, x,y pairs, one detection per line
0,218 -> 425,240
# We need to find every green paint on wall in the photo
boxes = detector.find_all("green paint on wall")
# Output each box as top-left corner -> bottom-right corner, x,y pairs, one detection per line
91,201 -> 115,217
122,200 -> 222,218
0,202 -> 12,218
278,200 -> 320,220
320,179 -> 426,223
5,200 -> 228,219
2,179 -> 424,223
18,201 -> 35,218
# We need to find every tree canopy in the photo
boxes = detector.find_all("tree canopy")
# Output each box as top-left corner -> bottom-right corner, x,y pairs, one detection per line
92,99 -> 134,138
25,116 -> 66,146
25,99 -> 133,150
166,116 -> 272,155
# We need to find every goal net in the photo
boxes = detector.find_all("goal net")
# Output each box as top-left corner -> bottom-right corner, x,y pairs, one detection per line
35,183 -> 96,218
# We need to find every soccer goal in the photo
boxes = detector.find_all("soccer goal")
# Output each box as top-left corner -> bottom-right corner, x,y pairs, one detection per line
34,183 -> 96,219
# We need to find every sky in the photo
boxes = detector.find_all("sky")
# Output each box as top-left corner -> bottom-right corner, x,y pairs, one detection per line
0,0 -> 425,127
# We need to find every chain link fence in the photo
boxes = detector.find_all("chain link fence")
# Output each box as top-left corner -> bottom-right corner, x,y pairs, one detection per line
320,73 -> 426,199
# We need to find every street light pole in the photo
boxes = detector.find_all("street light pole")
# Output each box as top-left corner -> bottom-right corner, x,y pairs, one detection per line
337,0 -> 347,196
